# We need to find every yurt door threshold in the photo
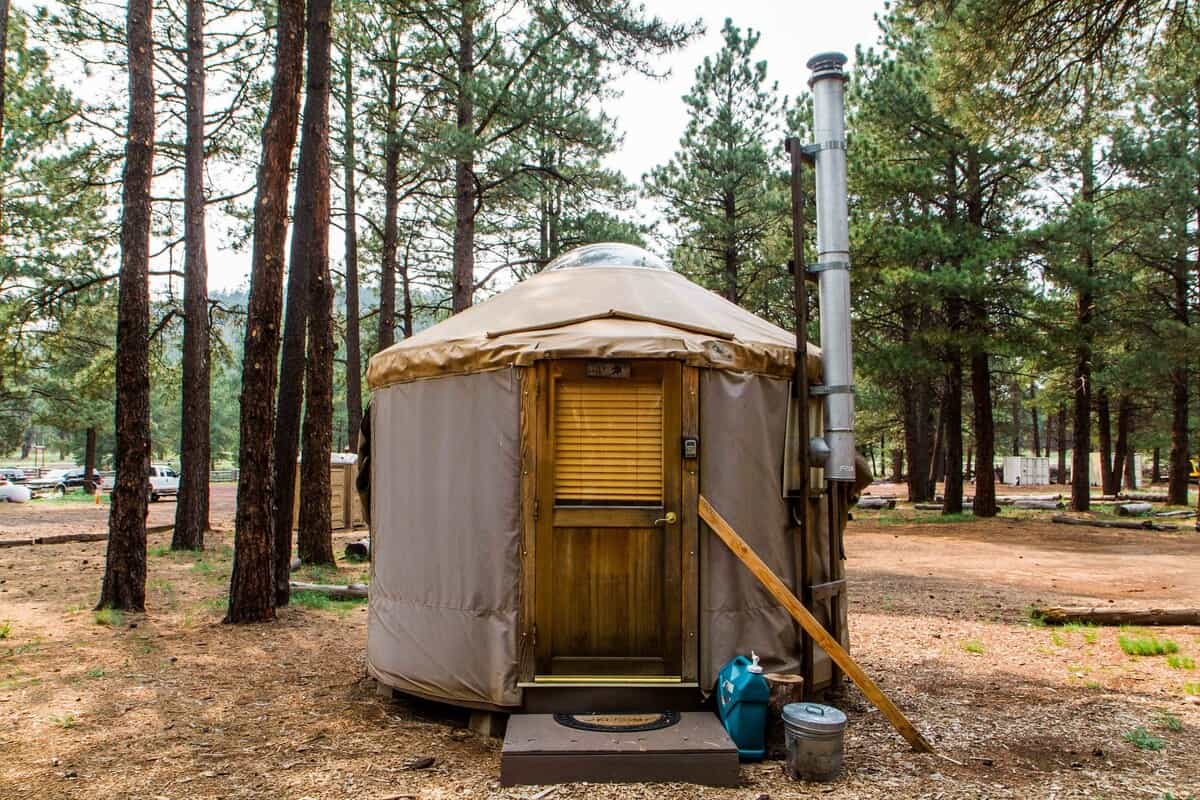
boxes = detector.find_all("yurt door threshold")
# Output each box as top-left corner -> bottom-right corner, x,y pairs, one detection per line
527,360 -> 696,686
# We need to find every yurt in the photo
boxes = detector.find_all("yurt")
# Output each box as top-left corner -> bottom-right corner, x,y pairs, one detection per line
361,242 -> 857,713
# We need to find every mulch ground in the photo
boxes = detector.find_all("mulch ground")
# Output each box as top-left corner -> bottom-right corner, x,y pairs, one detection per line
1,489 -> 1198,799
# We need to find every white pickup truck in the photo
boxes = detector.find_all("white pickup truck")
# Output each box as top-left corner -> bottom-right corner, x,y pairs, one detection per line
101,464 -> 181,502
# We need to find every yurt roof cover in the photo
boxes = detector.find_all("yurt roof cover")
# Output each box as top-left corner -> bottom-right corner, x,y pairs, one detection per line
367,245 -> 822,389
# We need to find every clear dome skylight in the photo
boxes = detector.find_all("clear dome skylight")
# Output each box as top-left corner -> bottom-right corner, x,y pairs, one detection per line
545,243 -> 671,271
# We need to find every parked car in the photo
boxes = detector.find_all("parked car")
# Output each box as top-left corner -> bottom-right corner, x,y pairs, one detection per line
0,477 -> 32,503
100,464 -> 180,502
0,467 -> 26,483
25,468 -> 87,495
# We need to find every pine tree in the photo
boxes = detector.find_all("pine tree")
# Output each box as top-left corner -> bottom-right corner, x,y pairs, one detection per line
644,19 -> 785,304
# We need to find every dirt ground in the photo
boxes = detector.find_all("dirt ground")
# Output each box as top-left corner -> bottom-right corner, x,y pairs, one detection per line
2,487 -> 1198,799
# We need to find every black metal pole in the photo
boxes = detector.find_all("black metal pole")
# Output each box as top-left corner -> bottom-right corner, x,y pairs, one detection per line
785,137 -> 814,697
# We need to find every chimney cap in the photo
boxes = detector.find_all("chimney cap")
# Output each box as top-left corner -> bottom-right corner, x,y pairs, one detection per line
807,51 -> 848,84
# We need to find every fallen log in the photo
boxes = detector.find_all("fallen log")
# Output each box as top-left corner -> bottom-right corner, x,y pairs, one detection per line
1116,503 -> 1153,517
0,532 -> 109,548
1012,500 -> 1065,510
700,496 -> 935,753
1034,606 -> 1200,626
1155,510 -> 1197,519
855,498 -> 895,510
1051,514 -> 1178,532
1117,493 -> 1170,503
289,581 -> 368,600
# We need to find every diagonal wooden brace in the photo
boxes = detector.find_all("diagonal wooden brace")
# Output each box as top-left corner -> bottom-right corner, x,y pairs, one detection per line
699,495 -> 935,753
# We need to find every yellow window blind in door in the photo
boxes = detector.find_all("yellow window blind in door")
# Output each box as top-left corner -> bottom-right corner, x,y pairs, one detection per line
554,381 -> 664,504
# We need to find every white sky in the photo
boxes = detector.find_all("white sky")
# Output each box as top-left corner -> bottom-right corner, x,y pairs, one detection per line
204,0 -> 887,291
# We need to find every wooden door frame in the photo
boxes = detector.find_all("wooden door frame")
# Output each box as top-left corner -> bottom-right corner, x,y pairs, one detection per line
517,359 -> 698,683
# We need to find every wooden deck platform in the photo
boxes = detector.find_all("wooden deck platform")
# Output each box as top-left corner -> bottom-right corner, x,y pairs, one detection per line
500,711 -> 740,787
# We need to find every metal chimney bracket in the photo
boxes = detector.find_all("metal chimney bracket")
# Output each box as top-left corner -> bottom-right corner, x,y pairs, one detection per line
806,260 -> 850,274
809,384 -> 855,396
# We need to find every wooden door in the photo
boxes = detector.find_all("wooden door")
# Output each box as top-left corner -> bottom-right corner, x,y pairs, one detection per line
535,360 -> 683,678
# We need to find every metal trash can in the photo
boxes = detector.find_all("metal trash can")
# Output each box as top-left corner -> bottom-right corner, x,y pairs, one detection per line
782,702 -> 847,781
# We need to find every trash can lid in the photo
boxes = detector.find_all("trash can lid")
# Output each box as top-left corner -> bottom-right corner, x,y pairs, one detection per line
782,702 -> 847,733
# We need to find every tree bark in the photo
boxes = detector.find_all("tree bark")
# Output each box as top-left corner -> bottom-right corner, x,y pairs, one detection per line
1010,378 -> 1021,456
1168,367 -> 1189,504
1030,384 -> 1040,458
83,427 -> 97,494
296,0 -> 337,568
1058,403 -> 1068,485
377,33 -> 400,351
1070,127 -> 1095,512
722,189 -> 738,302
1152,446 -> 1161,483
99,0 -> 154,612
1097,387 -> 1116,494
451,2 -> 476,313
942,299 -> 965,515
341,25 -> 363,448
1113,394 -> 1134,492
903,377 -> 934,502
890,446 -> 903,482
1034,606 -> 1200,626
970,348 -> 998,517
0,0 -> 10,230
228,0 -> 305,625
173,0 -> 210,551
929,398 -> 946,488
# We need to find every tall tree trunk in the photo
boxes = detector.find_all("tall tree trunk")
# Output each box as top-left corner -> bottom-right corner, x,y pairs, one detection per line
228,0 -> 305,625
84,427 -> 96,494
722,189 -> 737,301
0,0 -> 10,231
173,0 -> 211,551
890,446 -> 903,482
903,377 -> 934,502
1113,394 -> 1133,492
377,35 -> 399,351
1097,387 -> 1116,494
341,22 -> 363,450
99,0 -> 154,612
1152,446 -> 1161,483
929,399 -> 946,488
451,2 -> 476,313
942,300 -> 965,514
296,0 -> 337,568
1168,368 -> 1189,504
1030,384 -> 1040,458
1010,378 -> 1021,456
971,350 -> 998,517
1058,404 -> 1068,485
1070,123 -> 1095,512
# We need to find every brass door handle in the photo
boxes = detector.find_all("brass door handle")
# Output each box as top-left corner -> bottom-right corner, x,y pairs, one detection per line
653,512 -> 678,527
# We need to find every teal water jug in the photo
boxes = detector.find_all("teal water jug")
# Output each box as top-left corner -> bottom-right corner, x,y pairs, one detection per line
716,652 -> 770,760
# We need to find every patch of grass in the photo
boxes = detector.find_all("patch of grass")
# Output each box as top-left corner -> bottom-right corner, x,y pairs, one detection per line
291,590 -> 368,617
1119,634 -> 1179,657
93,607 -> 124,627
1123,726 -> 1165,751
202,596 -> 228,614
1184,683 -> 1200,696
50,714 -> 77,729
1050,631 -> 1066,647
1166,655 -> 1195,670
1157,712 -> 1183,733
962,639 -> 985,654
85,667 -> 105,679
0,620 -> 10,639
9,640 -> 40,656
190,559 -> 214,574
1084,680 -> 1102,689
1026,607 -> 1047,627
296,563 -> 339,583
1084,629 -> 1098,645
876,510 -> 977,526
64,603 -> 84,615
148,545 -> 171,557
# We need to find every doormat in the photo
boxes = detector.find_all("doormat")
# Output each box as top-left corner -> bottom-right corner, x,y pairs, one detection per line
553,711 -> 681,733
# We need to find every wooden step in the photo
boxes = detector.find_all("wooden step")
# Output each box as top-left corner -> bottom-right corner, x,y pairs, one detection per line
517,681 -> 707,714
500,711 -> 739,787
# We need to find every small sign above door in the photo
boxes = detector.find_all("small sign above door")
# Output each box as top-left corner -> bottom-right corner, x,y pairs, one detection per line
585,361 -> 632,379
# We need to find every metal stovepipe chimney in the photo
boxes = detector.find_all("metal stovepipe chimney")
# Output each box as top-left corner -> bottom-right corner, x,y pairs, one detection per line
807,52 -> 856,482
